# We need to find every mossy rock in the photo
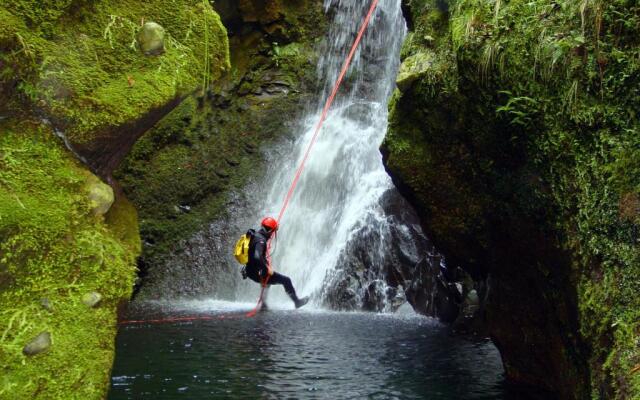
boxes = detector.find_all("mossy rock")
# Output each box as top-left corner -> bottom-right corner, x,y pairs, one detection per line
0,2 -> 234,398
396,51 -> 433,92
83,172 -> 114,216
137,22 -> 166,56
105,192 -> 142,254
384,0 -> 640,398
1,0 -> 230,177
22,332 -> 52,356
0,119 -> 138,399
81,292 -> 103,308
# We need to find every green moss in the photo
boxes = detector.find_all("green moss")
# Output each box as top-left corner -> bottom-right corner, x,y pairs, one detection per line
1,0 -> 230,147
384,0 -> 639,397
0,1 -> 233,398
115,83 -> 314,272
114,0 -> 326,288
105,194 -> 142,255
0,122 -> 137,399
270,42 -> 310,71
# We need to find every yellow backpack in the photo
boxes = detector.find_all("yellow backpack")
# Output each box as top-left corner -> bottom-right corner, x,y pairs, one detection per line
233,229 -> 254,265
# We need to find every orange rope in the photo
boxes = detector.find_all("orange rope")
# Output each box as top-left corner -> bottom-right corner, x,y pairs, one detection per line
247,0 -> 378,317
119,313 -> 247,325
117,1 -> 380,325
276,0 -> 379,223
247,0 -> 380,317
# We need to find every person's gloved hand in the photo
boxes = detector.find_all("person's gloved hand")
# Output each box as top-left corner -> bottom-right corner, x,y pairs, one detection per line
241,266 -> 247,279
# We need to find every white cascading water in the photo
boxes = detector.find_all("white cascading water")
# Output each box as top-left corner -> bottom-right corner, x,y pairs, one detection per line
235,0 -> 417,307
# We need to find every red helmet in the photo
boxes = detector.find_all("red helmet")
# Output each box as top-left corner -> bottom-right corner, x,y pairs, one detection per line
261,217 -> 278,231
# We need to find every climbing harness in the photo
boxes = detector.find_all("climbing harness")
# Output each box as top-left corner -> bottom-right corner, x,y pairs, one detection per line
246,0 -> 380,317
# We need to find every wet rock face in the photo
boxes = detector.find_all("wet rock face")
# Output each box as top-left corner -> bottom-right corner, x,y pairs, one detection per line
320,189 -> 425,312
322,188 -> 485,325
215,0 -> 319,43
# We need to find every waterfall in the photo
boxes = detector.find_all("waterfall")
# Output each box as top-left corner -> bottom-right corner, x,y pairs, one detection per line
236,0 -> 433,310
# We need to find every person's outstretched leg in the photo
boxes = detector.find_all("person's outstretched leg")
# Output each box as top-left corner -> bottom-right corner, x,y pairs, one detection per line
269,272 -> 309,308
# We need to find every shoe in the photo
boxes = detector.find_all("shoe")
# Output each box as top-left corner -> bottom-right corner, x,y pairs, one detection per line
294,296 -> 309,309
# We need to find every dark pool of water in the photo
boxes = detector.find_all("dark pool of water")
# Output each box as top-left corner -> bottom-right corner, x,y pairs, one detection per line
109,301 -> 525,399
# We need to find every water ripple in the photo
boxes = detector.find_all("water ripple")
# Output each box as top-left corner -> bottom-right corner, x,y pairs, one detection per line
109,309 -> 512,399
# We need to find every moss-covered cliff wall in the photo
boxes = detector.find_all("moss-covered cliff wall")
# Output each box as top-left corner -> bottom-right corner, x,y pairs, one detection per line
115,0 -> 327,298
1,0 -> 229,177
383,0 -> 639,398
0,118 -> 140,399
0,1 -> 229,398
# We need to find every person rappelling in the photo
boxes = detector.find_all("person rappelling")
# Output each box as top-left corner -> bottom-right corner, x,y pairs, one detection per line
233,0 -> 380,315
235,217 -> 309,310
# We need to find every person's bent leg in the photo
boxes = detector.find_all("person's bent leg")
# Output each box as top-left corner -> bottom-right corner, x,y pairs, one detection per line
268,271 -> 297,300
268,272 -> 309,308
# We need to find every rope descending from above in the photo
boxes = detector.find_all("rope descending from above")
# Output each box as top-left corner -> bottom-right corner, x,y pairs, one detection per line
246,0 -> 381,317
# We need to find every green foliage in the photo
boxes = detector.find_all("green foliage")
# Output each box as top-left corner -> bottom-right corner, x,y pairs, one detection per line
386,0 -> 640,397
495,92 -> 540,127
0,123 -> 138,399
271,42 -> 301,67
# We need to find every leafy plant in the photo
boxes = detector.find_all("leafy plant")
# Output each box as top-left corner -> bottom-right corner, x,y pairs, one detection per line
496,93 -> 539,127
271,42 -> 302,68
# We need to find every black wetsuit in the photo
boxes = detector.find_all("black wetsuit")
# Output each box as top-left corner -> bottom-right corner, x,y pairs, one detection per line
246,228 -> 299,302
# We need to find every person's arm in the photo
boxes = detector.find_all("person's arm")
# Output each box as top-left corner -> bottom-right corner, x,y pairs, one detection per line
253,238 -> 269,277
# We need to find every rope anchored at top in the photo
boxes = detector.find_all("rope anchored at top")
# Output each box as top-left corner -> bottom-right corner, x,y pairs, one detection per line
276,0 -> 380,224
247,0 -> 380,317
